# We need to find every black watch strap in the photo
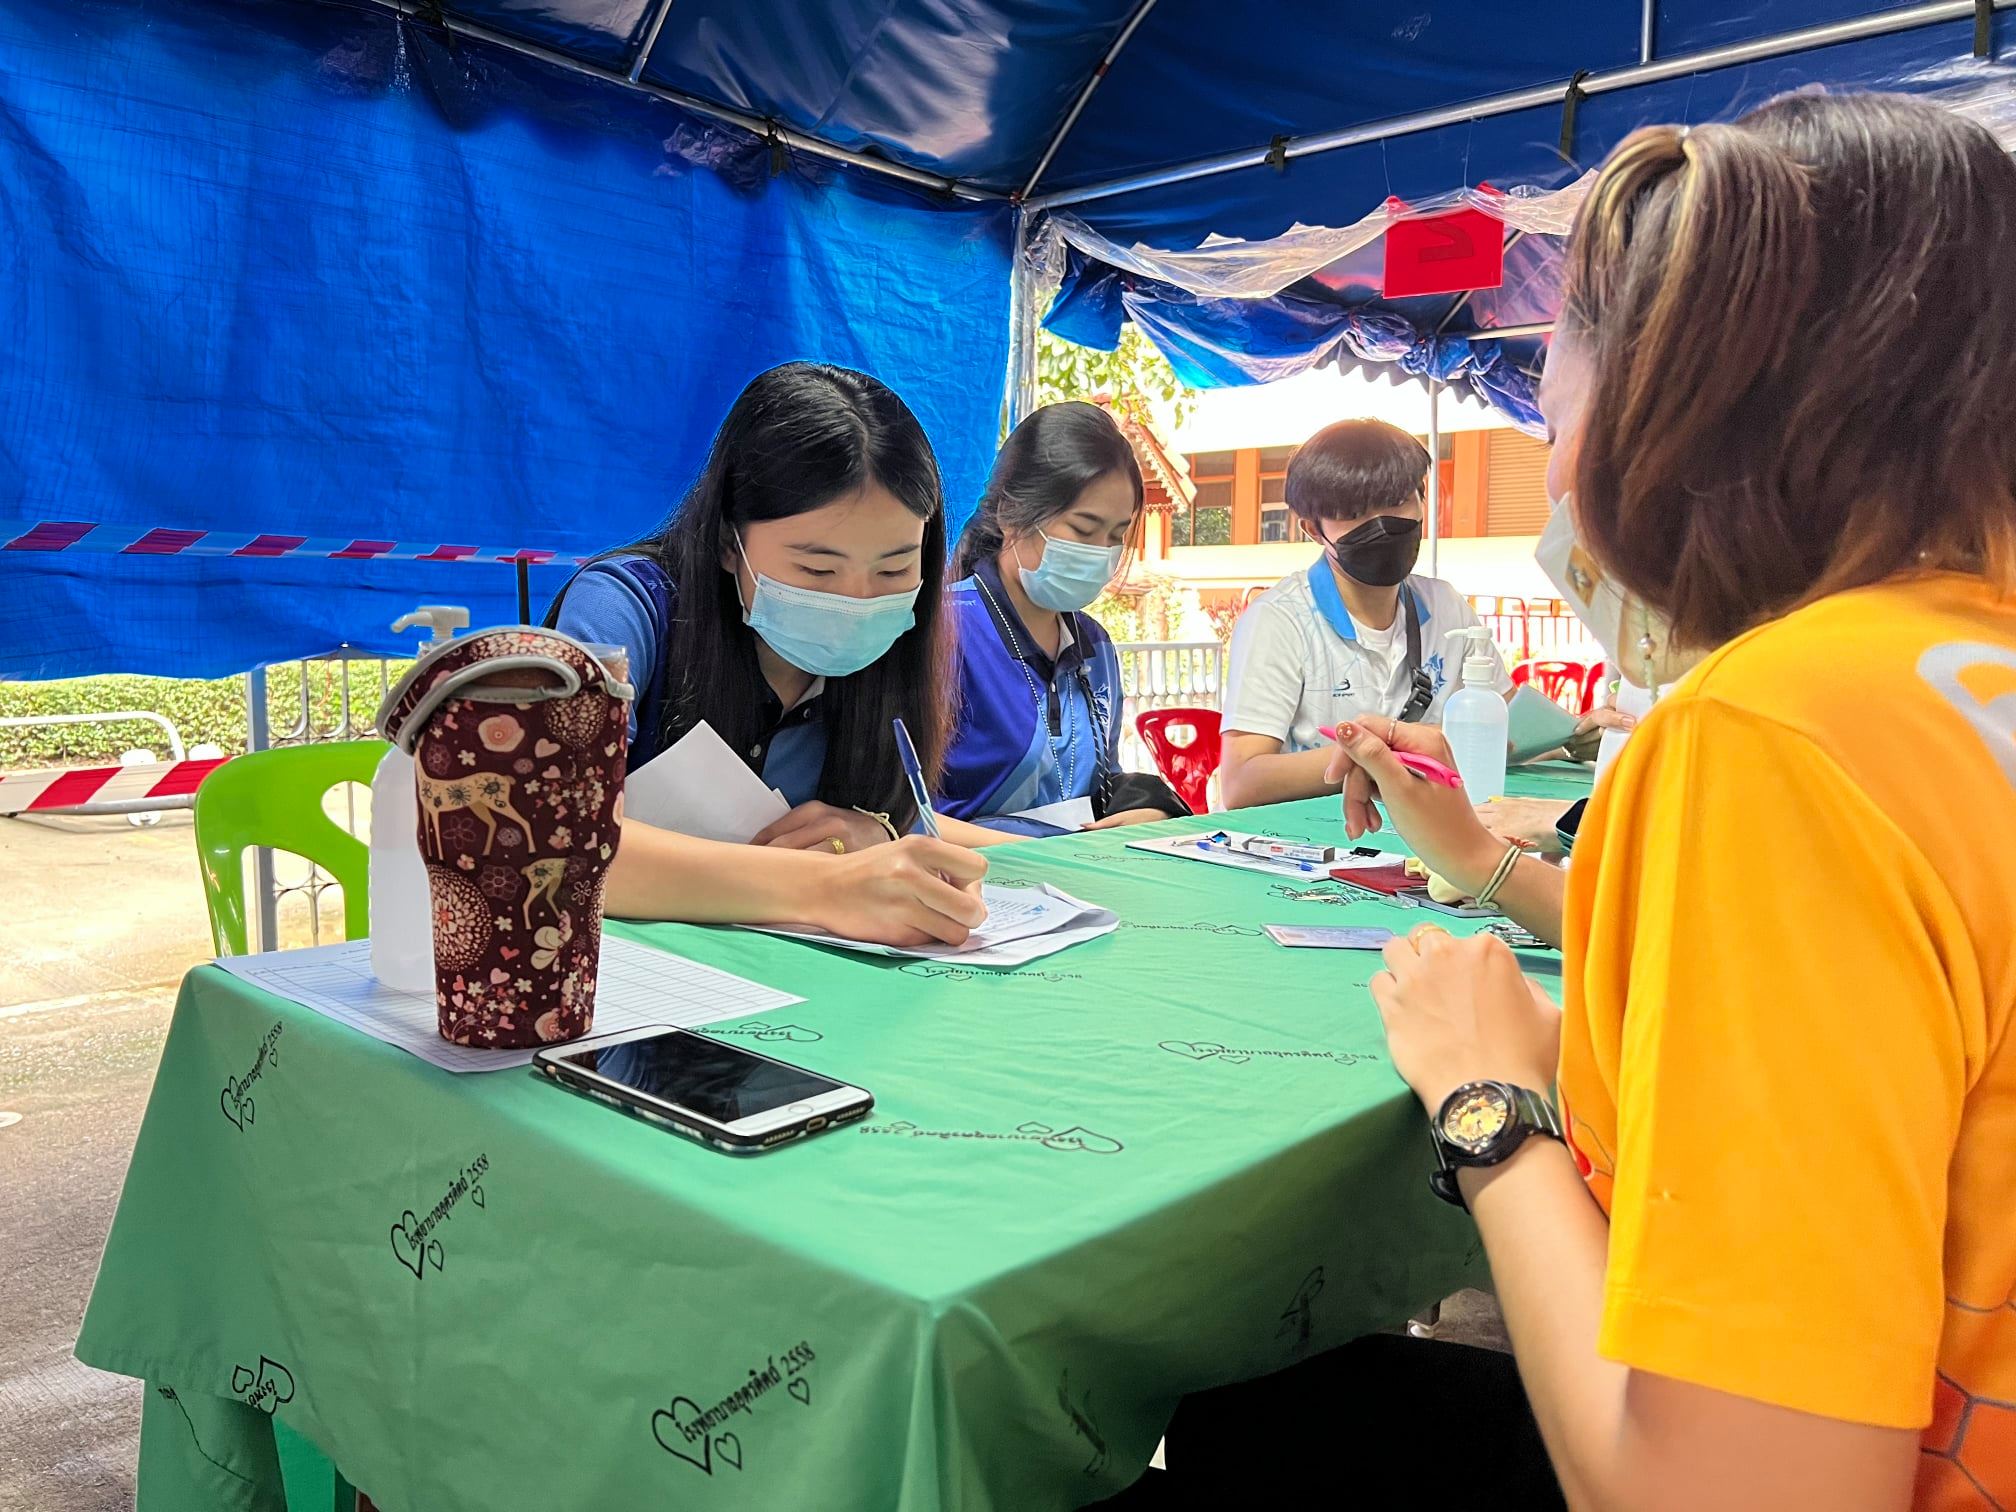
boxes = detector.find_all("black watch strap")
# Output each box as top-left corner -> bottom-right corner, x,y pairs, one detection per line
1428,1084 -> 1565,1209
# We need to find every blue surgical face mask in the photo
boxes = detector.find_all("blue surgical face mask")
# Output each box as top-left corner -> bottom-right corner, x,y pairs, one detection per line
1018,531 -> 1125,612
733,532 -> 919,678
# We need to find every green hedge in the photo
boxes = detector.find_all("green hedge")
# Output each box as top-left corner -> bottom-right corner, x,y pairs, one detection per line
0,662 -> 409,770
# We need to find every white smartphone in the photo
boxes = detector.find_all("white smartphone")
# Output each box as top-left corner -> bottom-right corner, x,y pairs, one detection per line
533,1025 -> 872,1154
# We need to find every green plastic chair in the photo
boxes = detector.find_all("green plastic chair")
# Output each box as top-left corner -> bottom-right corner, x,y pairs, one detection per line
193,739 -> 388,957
194,739 -> 388,1509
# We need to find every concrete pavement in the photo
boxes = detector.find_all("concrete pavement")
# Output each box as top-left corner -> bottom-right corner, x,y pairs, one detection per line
1,810 -> 215,1512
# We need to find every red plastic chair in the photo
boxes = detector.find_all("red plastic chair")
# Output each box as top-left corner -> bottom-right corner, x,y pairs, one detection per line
1510,659 -> 1589,712
1580,662 -> 1612,715
1136,708 -> 1222,816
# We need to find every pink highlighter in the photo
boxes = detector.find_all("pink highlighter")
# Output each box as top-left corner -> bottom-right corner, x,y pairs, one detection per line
1318,726 -> 1466,790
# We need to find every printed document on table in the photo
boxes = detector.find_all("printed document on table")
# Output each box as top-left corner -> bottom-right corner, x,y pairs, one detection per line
212,936 -> 802,1073
1126,830 -> 1395,880
746,883 -> 1117,967
1008,796 -> 1096,831
622,721 -> 790,842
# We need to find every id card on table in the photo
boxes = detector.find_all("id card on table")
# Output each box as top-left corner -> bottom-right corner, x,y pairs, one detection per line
1263,925 -> 1396,950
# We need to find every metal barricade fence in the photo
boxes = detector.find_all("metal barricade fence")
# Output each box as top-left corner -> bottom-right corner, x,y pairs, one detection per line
1113,642 -> 1225,772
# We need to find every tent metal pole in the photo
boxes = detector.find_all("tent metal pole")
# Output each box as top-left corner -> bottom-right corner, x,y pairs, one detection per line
1434,230 -> 1528,338
1004,209 -> 1040,430
1464,321 -> 1555,343
371,1 -> 1000,202
245,670 -> 278,953
1426,377 -> 1443,577
627,0 -> 678,83
1641,0 -> 1658,63
1027,0 -> 2014,212
1019,0 -> 1163,201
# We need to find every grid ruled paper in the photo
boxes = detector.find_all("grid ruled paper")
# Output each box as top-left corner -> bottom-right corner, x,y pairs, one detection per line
211,936 -> 803,1073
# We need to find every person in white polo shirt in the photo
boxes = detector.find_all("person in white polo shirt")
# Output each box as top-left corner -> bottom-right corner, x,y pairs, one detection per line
1218,419 -> 1511,808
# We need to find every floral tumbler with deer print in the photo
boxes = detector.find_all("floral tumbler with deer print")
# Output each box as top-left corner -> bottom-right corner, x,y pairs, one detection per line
378,628 -> 632,1049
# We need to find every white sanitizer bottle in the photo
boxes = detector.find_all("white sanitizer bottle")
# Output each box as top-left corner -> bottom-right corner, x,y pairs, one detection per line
370,606 -> 469,991
1440,626 -> 1509,804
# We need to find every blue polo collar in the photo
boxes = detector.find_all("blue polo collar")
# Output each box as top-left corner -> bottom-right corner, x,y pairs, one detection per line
1307,560 -> 1423,643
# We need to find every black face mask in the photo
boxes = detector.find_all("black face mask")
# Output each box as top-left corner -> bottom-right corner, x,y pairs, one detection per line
1319,513 -> 1422,588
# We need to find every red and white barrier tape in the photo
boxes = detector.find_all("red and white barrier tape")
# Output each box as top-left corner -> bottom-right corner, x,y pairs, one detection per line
0,757 -> 227,816
3,520 -> 582,564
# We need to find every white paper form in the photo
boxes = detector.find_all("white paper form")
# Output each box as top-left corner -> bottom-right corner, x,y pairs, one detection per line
621,721 -> 791,842
1007,796 -> 1096,831
212,936 -> 803,1073
746,883 -> 1117,968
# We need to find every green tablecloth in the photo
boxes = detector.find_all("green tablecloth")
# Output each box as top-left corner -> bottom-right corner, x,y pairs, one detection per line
78,773 -> 1590,1512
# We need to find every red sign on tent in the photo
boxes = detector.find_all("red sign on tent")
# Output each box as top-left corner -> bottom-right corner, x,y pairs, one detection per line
1382,201 -> 1506,299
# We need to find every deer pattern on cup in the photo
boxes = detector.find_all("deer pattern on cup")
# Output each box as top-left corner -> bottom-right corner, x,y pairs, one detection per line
414,768 -> 534,858
521,857 -> 569,929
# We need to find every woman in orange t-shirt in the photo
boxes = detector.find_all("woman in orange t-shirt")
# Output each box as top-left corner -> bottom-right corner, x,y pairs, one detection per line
1158,92 -> 2016,1512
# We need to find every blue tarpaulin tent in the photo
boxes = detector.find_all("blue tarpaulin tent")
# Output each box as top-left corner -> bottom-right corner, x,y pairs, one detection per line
3,0 -> 2011,677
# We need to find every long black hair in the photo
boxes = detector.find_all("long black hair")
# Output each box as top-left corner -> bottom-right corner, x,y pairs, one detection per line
950,402 -> 1144,579
603,362 -> 950,823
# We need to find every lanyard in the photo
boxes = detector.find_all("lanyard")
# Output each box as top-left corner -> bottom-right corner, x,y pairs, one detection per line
1397,592 -> 1434,723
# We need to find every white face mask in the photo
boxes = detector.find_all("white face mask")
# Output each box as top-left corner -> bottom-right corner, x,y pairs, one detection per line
1534,491 -> 1698,695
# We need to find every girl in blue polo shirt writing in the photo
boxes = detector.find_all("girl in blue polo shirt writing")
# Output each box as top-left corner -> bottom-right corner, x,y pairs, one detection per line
937,403 -> 1189,838
547,362 -> 985,946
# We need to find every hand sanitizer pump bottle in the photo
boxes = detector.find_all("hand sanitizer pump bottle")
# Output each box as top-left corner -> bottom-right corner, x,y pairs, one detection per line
369,606 -> 468,990
1441,626 -> 1509,803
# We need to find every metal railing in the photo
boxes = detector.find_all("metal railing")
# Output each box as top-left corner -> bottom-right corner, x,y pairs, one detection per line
1113,640 -> 1224,772
1464,595 -> 1601,669
244,651 -> 397,952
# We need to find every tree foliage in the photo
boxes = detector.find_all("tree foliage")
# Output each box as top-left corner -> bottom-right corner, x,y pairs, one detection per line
1035,324 -> 1194,427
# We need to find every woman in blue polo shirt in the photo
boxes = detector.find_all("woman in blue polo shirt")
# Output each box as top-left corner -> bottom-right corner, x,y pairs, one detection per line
1218,418 -> 1512,809
938,403 -> 1188,839
546,361 -> 986,947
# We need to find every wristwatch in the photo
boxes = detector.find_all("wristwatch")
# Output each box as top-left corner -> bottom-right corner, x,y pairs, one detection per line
1428,1080 -> 1565,1208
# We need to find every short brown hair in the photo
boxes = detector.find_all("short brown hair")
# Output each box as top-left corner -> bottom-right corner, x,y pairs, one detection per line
1285,419 -> 1429,523
1562,91 -> 2016,650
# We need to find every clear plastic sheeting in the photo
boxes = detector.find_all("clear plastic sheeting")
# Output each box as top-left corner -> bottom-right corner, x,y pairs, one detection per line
1036,182 -> 1593,305
1045,259 -> 1545,433
1030,31 -> 2016,428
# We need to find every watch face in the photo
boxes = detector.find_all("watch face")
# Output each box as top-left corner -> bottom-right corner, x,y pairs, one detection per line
1441,1083 -> 1513,1155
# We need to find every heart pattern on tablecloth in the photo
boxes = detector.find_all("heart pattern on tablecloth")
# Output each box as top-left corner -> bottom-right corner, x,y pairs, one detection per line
652,1396 -> 744,1475
389,1210 -> 445,1278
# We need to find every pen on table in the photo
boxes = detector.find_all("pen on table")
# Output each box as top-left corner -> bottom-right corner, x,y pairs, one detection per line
891,717 -> 942,839
1194,833 -> 1317,872
1317,725 -> 1465,790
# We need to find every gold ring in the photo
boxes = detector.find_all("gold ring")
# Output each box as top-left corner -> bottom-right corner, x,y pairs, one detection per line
1408,922 -> 1449,945
827,837 -> 847,855
1386,718 -> 1400,744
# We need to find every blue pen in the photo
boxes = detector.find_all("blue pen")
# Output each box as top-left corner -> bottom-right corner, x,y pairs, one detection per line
892,717 -> 941,840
